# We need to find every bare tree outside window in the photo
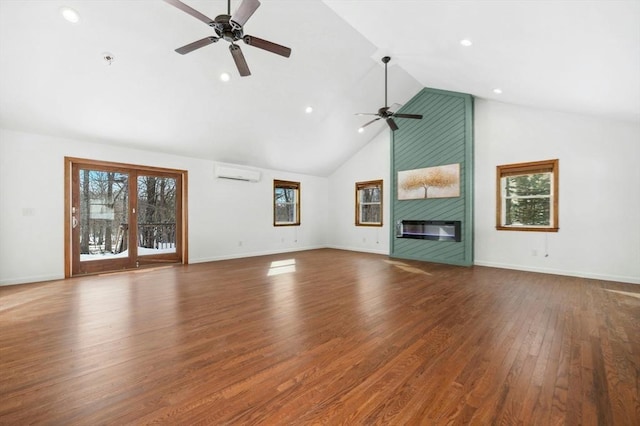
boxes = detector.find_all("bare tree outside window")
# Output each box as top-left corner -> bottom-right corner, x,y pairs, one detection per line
78,170 -> 178,257
79,169 -> 128,256
137,175 -> 177,250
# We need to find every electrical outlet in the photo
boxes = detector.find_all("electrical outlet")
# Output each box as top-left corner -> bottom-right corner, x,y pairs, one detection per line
238,241 -> 243,247
532,249 -> 538,256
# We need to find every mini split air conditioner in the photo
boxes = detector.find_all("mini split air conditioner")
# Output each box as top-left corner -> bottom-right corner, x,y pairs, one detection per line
214,163 -> 261,182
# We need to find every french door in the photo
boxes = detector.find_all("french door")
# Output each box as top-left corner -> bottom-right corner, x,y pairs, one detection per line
65,158 -> 187,276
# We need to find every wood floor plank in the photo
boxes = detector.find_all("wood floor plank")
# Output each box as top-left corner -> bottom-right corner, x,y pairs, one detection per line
1,249 -> 638,424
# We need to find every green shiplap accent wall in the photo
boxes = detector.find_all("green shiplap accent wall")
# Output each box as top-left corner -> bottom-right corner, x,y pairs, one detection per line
390,88 -> 473,266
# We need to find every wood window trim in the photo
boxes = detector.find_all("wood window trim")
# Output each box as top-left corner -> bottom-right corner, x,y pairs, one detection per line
273,179 -> 300,226
355,180 -> 383,227
496,159 -> 559,232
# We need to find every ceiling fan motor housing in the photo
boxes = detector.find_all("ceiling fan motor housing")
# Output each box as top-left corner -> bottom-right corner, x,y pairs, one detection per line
378,107 -> 391,117
213,15 -> 244,42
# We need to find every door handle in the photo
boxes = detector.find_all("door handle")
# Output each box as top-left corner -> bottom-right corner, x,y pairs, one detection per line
72,216 -> 78,229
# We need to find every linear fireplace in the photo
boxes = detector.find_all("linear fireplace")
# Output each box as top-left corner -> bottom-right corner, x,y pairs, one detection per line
396,220 -> 461,242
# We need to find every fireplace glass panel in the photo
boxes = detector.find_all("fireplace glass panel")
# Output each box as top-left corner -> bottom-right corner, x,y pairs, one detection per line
396,220 -> 461,242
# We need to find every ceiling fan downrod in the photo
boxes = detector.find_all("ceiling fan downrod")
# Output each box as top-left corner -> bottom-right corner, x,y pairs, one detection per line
382,56 -> 390,109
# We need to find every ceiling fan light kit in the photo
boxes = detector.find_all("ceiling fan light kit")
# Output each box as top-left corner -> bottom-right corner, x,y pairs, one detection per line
164,0 -> 291,77
356,56 -> 423,132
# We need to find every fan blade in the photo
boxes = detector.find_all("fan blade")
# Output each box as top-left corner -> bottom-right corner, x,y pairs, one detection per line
386,118 -> 399,131
163,0 -> 215,25
175,36 -> 219,55
355,113 -> 379,116
360,118 -> 381,129
229,44 -> 251,77
388,103 -> 402,113
393,113 -> 423,120
231,0 -> 260,29
243,35 -> 291,58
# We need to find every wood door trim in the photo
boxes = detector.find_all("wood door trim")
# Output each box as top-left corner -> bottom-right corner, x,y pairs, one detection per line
65,157 -> 188,175
64,157 -> 189,277
64,158 -> 72,278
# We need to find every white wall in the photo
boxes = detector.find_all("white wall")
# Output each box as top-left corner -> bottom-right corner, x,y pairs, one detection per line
474,100 -> 640,284
327,130 -> 390,254
2,99 -> 639,285
193,166 -> 328,263
0,128 -> 328,285
327,100 -> 640,284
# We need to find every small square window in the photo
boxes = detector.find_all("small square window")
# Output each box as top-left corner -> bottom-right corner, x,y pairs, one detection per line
274,180 -> 300,226
496,159 -> 558,232
355,180 -> 383,227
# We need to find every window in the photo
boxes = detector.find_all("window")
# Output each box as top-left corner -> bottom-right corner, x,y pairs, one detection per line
496,159 -> 559,232
274,180 -> 300,226
355,180 -> 383,226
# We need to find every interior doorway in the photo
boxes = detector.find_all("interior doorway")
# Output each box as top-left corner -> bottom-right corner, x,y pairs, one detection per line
65,158 -> 188,276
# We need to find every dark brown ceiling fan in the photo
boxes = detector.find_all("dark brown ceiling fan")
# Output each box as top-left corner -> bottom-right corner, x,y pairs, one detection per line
164,0 -> 291,77
357,56 -> 422,131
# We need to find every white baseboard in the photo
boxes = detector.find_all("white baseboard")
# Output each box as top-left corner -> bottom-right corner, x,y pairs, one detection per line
473,260 -> 640,285
324,245 -> 389,255
190,245 -> 328,264
0,274 -> 65,286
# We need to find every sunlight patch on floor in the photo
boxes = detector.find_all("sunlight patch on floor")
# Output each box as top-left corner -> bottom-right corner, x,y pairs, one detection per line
383,260 -> 433,276
605,289 -> 640,300
0,284 -> 59,314
268,259 -> 296,276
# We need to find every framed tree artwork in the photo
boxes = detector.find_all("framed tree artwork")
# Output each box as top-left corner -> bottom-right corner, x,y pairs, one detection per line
398,163 -> 460,200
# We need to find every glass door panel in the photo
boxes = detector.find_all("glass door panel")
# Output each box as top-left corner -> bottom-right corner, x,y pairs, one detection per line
80,170 -> 130,260
73,167 -> 134,275
136,175 -> 178,256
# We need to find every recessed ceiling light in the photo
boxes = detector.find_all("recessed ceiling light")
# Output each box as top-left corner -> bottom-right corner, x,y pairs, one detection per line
305,106 -> 313,114
460,39 -> 472,47
493,88 -> 503,94
60,7 -> 80,23
358,127 -> 365,133
220,72 -> 231,82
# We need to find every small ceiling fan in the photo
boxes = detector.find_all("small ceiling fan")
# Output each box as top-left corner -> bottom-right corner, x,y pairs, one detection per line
164,0 -> 291,77
357,56 -> 422,131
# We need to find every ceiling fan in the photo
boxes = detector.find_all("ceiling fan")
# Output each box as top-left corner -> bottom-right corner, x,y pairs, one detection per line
357,56 -> 422,131
164,0 -> 291,77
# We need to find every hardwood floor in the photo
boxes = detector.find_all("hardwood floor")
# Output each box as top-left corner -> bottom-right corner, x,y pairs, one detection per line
1,249 -> 638,425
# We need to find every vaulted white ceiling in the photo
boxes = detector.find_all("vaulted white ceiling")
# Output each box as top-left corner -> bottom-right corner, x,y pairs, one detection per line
1,0 -> 638,176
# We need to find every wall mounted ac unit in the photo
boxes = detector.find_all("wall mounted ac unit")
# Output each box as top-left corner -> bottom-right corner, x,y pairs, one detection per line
214,163 -> 261,182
